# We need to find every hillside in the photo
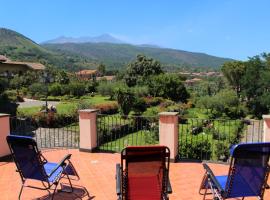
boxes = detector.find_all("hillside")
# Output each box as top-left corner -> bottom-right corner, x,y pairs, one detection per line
0,28 -> 97,71
0,28 -> 233,71
43,42 -> 232,69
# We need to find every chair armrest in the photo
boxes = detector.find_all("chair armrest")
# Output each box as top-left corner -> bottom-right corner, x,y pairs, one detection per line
203,163 -> 223,193
48,154 -> 72,177
116,163 -> 121,195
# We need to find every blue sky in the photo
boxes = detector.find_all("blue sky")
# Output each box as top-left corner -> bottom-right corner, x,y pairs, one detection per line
0,0 -> 270,60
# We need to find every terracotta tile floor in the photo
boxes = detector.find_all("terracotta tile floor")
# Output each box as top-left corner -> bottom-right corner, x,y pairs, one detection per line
0,149 -> 269,200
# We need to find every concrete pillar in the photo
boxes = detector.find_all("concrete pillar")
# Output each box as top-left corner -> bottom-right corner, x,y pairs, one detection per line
0,114 -> 10,158
78,109 -> 99,152
262,115 -> 270,142
159,112 -> 179,162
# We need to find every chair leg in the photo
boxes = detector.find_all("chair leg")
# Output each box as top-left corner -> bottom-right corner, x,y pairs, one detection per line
51,182 -> 60,200
18,181 -> 25,200
199,172 -> 207,195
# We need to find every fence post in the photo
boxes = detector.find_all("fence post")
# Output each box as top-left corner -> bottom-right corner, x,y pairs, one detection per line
0,114 -> 10,158
262,115 -> 270,142
78,109 -> 99,152
159,112 -> 179,162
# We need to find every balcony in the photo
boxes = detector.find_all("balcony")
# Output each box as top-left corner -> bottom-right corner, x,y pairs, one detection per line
1,112 -> 270,199
1,148 -> 269,200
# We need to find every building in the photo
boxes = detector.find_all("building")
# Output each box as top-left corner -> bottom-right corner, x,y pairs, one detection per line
0,55 -> 45,76
75,69 -> 100,80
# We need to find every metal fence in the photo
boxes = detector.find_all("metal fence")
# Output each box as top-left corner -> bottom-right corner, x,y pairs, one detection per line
10,116 -> 79,149
178,118 -> 263,161
97,114 -> 159,152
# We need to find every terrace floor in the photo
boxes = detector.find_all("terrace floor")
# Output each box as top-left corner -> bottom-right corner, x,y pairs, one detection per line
0,149 -> 269,200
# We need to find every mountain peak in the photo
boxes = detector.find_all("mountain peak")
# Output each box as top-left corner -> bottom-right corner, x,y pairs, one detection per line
42,34 -> 126,44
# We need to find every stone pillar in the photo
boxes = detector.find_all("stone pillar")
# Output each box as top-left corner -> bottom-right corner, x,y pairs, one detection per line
78,109 -> 99,152
0,114 -> 10,158
159,112 -> 179,162
262,115 -> 270,142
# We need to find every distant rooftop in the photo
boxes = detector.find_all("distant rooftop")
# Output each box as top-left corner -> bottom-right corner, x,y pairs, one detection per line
0,55 -> 45,70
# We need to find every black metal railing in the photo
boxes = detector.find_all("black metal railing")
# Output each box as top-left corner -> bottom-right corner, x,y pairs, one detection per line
10,116 -> 79,149
178,118 -> 263,161
97,114 -> 159,152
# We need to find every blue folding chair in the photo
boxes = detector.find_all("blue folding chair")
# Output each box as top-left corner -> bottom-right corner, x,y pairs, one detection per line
199,143 -> 270,200
6,135 -> 80,200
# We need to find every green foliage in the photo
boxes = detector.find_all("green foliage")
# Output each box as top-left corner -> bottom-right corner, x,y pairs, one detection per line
124,55 -> 163,86
0,78 -> 8,93
115,88 -> 135,115
221,61 -> 246,96
196,89 -> 244,119
147,73 -> 189,102
97,63 -> 106,75
132,97 -> 147,115
28,83 -> 47,97
48,83 -> 62,96
97,81 -> 126,99
68,82 -> 86,97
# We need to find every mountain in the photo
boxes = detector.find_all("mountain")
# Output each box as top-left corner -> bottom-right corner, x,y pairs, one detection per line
43,42 -> 233,69
0,28 -> 97,71
43,34 -> 126,44
0,27 -> 233,71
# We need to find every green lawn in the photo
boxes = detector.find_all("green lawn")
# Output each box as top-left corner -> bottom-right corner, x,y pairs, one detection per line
17,95 -> 115,117
98,130 -> 159,152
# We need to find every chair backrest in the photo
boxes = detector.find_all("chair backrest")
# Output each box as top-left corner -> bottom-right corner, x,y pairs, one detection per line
121,146 -> 170,199
6,135 -> 47,182
225,143 -> 270,198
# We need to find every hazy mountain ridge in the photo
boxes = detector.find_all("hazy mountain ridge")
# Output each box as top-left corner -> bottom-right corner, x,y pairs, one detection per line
43,34 -> 126,44
0,27 -> 233,71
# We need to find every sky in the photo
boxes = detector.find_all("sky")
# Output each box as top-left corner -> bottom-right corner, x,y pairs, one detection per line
0,0 -> 270,60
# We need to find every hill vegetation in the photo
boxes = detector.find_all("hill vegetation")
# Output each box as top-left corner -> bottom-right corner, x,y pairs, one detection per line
0,28 -> 232,71
43,42 -> 233,70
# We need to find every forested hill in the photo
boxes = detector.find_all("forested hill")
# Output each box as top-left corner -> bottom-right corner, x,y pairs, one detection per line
42,42 -> 233,69
0,27 -> 233,71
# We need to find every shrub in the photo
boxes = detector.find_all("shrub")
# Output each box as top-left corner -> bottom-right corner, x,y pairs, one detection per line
69,82 -> 85,97
29,83 -> 47,97
130,86 -> 149,97
4,90 -> 18,102
215,142 -> 230,162
179,135 -> 212,160
94,102 -> 119,114
49,83 -> 62,96
144,96 -> 164,107
132,97 -> 147,114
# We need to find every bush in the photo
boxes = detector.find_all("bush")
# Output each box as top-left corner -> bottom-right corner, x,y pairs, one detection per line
49,83 -> 62,96
179,135 -> 212,160
215,142 -> 230,162
130,86 -> 149,97
29,83 -> 47,97
40,96 -> 61,101
32,112 -> 78,128
69,82 -> 85,97
144,96 -> 164,107
132,97 -> 147,114
94,102 -> 119,114
4,90 -> 18,102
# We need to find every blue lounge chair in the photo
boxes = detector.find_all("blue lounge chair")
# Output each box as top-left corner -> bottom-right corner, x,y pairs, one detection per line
200,142 -> 270,200
6,135 -> 79,200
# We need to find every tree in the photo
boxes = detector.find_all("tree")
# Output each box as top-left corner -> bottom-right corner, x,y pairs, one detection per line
240,55 -> 270,117
147,73 -> 189,102
196,89 -> 245,119
115,88 -> 135,116
97,63 -> 106,76
124,55 -> 163,87
221,61 -> 246,97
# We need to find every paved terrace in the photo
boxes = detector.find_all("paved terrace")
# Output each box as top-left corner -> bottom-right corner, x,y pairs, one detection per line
0,149 -> 270,200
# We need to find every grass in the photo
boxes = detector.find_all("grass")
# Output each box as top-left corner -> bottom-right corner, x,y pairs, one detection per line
17,95 -> 116,117
98,130 -> 159,152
